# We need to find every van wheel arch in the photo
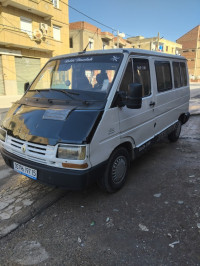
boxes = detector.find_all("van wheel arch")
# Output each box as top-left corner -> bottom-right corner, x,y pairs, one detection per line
168,120 -> 182,142
97,145 -> 131,193
179,113 -> 190,125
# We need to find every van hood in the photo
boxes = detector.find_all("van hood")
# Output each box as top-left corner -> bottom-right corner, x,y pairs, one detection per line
2,103 -> 102,146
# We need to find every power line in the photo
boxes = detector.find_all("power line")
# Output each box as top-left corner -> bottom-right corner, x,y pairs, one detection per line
67,2 -> 116,32
62,1 -> 132,37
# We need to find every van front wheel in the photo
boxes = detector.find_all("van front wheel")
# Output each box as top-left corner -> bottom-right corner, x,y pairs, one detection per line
168,121 -> 182,142
97,147 -> 130,193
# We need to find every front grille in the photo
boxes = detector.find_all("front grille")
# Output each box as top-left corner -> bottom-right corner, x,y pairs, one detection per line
6,136 -> 55,165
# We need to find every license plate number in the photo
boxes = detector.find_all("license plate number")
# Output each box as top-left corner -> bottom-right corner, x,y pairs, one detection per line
14,162 -> 37,180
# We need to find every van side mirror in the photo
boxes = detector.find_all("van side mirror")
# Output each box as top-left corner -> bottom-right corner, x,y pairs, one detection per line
24,82 -> 30,93
126,83 -> 142,109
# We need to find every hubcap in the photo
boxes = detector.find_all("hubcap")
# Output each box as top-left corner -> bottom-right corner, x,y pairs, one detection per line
111,156 -> 127,184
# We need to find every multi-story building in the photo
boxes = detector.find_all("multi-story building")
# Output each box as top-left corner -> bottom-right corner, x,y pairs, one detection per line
70,22 -> 182,58
127,35 -> 182,55
69,21 -> 131,53
0,0 -> 69,98
177,25 -> 200,80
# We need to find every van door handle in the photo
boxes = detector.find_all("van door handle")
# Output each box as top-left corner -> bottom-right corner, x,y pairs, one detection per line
149,101 -> 155,107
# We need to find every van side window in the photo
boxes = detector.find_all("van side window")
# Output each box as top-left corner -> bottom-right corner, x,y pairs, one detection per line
120,60 -> 133,92
133,59 -> 151,97
180,62 -> 187,86
173,62 -> 181,88
155,61 -> 172,92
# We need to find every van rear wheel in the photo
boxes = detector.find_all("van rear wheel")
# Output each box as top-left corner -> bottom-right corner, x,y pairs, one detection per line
97,147 -> 130,193
168,121 -> 182,142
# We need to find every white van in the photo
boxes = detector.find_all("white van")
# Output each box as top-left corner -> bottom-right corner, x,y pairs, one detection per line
0,49 -> 190,192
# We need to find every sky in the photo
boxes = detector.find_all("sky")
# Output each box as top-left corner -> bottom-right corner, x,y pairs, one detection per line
69,0 -> 200,42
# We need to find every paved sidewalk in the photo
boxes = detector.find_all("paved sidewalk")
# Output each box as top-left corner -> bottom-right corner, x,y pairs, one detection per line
0,95 -> 21,109
0,172 -> 65,238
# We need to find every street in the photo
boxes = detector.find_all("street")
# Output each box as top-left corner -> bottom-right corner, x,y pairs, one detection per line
0,104 -> 200,264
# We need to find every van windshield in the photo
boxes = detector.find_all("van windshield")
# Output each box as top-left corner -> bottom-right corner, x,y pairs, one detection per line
29,54 -> 123,102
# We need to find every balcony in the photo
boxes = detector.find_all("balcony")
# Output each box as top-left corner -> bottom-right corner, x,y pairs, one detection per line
0,0 -> 54,20
0,24 -> 55,52
113,36 -> 127,47
101,32 -> 114,41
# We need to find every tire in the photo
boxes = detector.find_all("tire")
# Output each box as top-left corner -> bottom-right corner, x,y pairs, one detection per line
168,121 -> 182,142
97,147 -> 130,193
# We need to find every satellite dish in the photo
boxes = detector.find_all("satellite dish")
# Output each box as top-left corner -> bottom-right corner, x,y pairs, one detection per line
118,32 -> 125,38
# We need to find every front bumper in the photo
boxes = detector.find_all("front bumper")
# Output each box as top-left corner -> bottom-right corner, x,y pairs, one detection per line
1,148 -> 107,190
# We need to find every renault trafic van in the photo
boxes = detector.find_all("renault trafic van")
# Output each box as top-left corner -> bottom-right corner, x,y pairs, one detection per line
0,49 -> 190,192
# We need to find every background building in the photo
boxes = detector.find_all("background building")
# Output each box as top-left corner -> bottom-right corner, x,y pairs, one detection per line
69,21 -> 182,57
127,34 -> 182,55
69,21 -> 131,53
0,0 -> 69,98
177,25 -> 200,81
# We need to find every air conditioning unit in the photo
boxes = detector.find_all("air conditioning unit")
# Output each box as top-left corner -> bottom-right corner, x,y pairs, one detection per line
39,23 -> 48,36
33,29 -> 43,41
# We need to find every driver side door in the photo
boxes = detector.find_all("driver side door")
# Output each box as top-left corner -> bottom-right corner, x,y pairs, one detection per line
118,57 -> 156,148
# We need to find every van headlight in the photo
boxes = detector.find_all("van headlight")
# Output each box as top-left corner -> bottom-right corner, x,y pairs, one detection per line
0,128 -> 7,142
57,145 -> 86,160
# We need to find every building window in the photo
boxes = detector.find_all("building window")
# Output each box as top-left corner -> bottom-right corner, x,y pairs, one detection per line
166,46 -> 168,52
53,25 -> 61,41
70,38 -> 73,48
89,38 -> 94,50
52,0 -> 59,8
102,41 -> 109,50
158,44 -> 163,52
20,17 -> 32,38
155,61 -> 172,92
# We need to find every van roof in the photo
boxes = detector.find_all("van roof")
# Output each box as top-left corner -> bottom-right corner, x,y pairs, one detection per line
52,48 -> 186,61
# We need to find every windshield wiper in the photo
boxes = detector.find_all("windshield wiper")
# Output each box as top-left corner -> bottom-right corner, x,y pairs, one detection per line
31,89 -> 48,99
49,89 -> 80,100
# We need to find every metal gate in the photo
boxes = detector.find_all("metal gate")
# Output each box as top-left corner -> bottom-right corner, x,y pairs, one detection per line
0,56 -> 5,95
15,57 -> 41,94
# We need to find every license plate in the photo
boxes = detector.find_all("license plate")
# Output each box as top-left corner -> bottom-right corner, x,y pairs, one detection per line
14,162 -> 37,180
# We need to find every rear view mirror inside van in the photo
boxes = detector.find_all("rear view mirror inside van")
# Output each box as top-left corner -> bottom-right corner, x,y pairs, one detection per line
24,82 -> 30,93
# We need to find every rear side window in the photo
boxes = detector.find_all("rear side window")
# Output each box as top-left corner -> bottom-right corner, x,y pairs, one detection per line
173,61 -> 188,88
180,62 -> 187,86
155,61 -> 172,92
173,62 -> 181,88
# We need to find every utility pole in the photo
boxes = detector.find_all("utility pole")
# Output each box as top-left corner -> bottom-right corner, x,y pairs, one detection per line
117,30 -> 119,48
157,32 -> 160,51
